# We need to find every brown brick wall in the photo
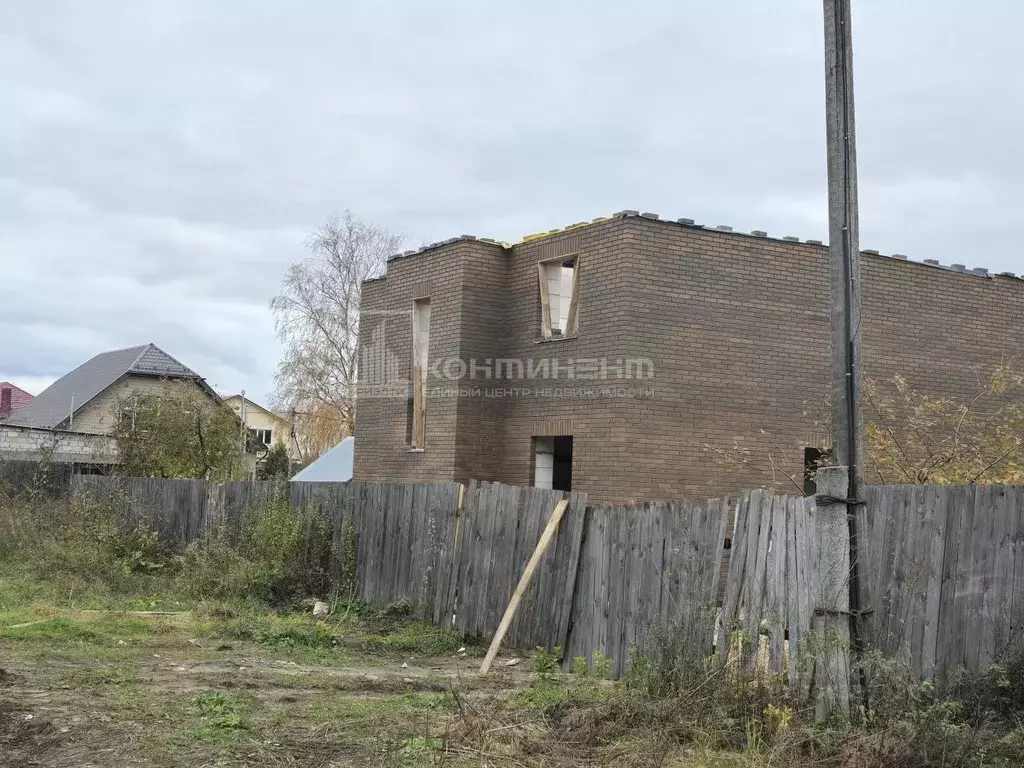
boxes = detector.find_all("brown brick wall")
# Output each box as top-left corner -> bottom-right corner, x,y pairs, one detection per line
354,244 -> 466,483
354,214 -> 1024,504
454,241 -> 510,484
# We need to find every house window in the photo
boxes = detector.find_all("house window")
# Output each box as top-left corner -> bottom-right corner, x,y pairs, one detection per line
537,255 -> 580,339
249,428 -> 273,446
409,297 -> 430,449
533,436 -> 573,491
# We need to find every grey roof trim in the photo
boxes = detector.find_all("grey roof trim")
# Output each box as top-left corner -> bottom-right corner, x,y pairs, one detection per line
369,210 -> 1016,286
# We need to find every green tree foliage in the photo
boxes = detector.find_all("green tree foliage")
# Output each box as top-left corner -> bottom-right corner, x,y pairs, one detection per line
113,381 -> 245,479
257,442 -> 291,480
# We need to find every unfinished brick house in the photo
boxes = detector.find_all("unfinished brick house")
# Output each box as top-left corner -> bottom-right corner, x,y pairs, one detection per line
354,211 -> 1024,504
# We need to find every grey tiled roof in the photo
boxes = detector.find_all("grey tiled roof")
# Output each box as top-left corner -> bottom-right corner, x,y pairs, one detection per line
130,344 -> 200,378
9,343 -> 204,430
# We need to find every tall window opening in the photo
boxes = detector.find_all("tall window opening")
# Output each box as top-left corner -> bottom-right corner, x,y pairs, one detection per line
538,255 -> 580,339
409,298 -> 430,449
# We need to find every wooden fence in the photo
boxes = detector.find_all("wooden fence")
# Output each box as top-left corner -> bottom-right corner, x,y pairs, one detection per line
71,475 -> 587,655
859,484 -> 1024,681
67,475 -> 1024,681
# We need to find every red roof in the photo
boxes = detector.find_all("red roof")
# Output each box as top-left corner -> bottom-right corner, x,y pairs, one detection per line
0,382 -> 34,417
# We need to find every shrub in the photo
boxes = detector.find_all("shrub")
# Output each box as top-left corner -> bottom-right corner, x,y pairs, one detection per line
0,492 -> 175,595
180,492 -> 337,605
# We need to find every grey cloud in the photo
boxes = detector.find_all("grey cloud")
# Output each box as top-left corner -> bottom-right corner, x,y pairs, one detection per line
2,0 -> 1023,399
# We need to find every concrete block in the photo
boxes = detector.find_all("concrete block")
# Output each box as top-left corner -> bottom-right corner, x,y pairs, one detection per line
783,236 -> 800,242
716,225 -> 733,232
750,230 -> 768,237
924,259 -> 939,265
677,218 -> 696,225
639,212 -> 660,220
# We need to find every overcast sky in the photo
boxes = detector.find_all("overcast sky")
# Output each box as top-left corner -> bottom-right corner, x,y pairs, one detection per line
2,1 -> 1021,401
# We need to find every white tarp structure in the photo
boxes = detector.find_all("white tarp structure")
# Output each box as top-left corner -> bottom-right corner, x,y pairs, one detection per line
290,436 -> 354,482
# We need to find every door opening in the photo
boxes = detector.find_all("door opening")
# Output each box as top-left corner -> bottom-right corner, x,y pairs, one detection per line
533,435 -> 573,492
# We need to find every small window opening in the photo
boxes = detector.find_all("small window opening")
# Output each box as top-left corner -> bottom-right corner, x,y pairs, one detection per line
409,297 -> 430,449
538,255 -> 580,339
533,435 -> 573,492
803,447 -> 824,496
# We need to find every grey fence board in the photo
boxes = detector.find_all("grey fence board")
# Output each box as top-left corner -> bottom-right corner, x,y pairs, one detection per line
567,497 -> 728,677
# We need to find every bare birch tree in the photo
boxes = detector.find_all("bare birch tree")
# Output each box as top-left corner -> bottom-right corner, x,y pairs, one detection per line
271,212 -> 402,450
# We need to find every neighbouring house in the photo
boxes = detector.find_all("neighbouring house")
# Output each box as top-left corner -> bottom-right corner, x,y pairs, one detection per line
8,343 -> 219,435
222,394 -> 303,462
0,382 -> 33,421
291,436 -> 353,483
354,210 -> 1024,505
2,343 -> 222,478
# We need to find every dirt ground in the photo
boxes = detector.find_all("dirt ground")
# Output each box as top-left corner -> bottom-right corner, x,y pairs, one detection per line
0,610 -> 538,768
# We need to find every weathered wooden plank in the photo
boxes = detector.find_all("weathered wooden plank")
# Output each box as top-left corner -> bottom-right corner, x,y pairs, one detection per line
919,484 -> 947,679
880,486 -> 906,656
973,484 -> 999,670
553,491 -> 588,652
909,486 -> 928,673
504,488 -> 538,647
563,503 -> 594,670
706,497 -> 730,633
950,485 -> 978,669
990,486 -> 1013,662
744,491 -> 773,671
719,492 -> 751,653
768,494 -> 786,672
785,496 -> 799,687
1012,488 -> 1024,656
967,484 -> 991,671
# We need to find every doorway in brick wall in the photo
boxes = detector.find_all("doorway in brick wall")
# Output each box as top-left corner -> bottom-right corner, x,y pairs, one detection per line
533,436 -> 573,492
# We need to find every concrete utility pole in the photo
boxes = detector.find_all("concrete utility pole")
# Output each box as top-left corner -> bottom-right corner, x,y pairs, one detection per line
824,1 -> 863,476
814,0 -> 863,721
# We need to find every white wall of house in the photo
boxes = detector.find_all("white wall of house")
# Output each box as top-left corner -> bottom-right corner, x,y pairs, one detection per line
0,424 -> 118,463
223,395 -> 302,460
72,376 -> 209,435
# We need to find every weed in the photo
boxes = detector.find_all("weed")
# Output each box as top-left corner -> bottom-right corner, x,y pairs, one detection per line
534,645 -> 562,676
399,735 -> 442,757
591,649 -> 614,679
573,655 -> 588,676
384,598 -> 413,617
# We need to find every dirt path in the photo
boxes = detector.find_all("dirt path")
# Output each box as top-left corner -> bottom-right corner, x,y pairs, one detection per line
0,619 -> 535,767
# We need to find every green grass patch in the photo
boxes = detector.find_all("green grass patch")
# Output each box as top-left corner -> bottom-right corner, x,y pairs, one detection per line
56,665 -> 141,688
359,622 -> 463,657
305,691 -> 453,736
185,691 -> 251,743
